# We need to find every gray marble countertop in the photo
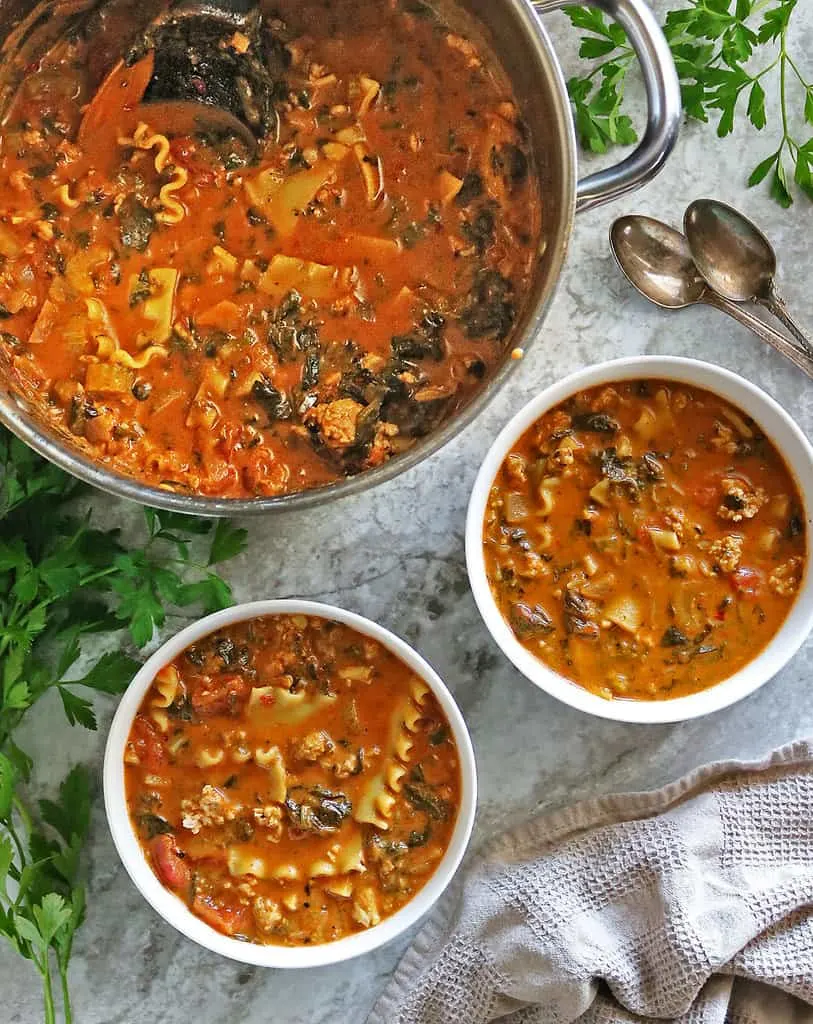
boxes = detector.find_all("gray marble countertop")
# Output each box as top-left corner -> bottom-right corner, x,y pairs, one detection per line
6,4 -> 813,1022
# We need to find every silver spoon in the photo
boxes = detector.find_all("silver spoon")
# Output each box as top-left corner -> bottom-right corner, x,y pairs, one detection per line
610,215 -> 813,380
684,198 -> 813,357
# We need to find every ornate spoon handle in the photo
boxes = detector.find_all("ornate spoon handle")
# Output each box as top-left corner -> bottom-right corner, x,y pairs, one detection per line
702,291 -> 813,380
757,286 -> 813,359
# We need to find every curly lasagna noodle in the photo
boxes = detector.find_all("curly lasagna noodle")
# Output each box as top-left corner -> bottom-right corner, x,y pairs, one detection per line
124,614 -> 461,945
0,0 -> 541,497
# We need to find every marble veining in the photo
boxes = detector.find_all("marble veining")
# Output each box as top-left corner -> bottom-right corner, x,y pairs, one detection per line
5,2 -> 813,1021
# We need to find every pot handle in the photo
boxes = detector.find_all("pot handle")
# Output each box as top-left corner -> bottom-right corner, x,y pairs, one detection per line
531,0 -> 681,212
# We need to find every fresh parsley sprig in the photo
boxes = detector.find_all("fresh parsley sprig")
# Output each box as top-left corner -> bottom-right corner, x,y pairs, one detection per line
564,0 -> 812,206
0,429 -> 247,1023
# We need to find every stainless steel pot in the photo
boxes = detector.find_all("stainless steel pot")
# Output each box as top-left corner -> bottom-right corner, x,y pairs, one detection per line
0,0 -> 681,515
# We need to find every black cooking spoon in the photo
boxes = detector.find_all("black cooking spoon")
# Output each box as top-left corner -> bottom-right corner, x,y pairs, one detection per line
135,0 -> 288,152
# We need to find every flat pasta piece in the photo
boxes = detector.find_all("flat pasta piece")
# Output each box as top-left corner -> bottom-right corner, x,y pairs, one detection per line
228,848 -> 269,879
354,676 -> 431,829
309,856 -> 338,878
353,770 -> 390,829
195,748 -> 225,768
152,665 -> 181,708
85,361 -> 134,395
254,744 -> 287,802
244,162 -> 336,236
131,268 -> 178,346
149,708 -> 169,733
335,830 -> 366,874
248,685 -> 337,726
309,831 -> 366,879
258,254 -> 354,303
272,864 -> 300,881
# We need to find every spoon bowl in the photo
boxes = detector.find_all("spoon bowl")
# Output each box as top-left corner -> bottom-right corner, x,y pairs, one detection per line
684,197 -> 812,356
610,215 -> 707,308
684,198 -> 776,303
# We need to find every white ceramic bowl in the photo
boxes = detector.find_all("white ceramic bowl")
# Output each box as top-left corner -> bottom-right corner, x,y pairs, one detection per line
104,599 -> 477,967
466,356 -> 813,724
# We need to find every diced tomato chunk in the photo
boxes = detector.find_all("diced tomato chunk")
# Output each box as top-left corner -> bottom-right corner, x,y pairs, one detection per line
151,835 -> 191,892
688,468 -> 728,509
691,485 -> 719,509
192,892 -> 248,936
129,714 -> 166,769
190,674 -> 250,717
731,566 -> 763,597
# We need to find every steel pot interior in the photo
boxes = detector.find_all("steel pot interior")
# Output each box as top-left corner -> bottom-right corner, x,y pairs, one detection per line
0,0 -> 574,516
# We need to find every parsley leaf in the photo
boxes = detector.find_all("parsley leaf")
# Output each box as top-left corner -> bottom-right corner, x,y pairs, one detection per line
564,0 -> 813,205
57,688 -> 97,731
39,766 -> 91,847
0,426 -> 244,1020
208,520 -> 249,565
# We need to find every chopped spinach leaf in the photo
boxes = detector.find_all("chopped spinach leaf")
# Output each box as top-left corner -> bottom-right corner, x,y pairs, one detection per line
251,377 -> 292,421
461,269 -> 515,341
129,268 -> 152,307
461,204 -> 495,254
137,813 -> 174,839
455,171 -> 483,206
404,782 -> 448,821
407,823 -> 432,846
572,412 -> 619,434
661,625 -> 689,647
509,602 -> 554,638
285,786 -> 352,833
118,195 -> 155,252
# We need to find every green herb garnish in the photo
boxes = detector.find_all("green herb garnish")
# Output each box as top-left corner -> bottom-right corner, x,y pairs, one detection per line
0,430 -> 246,1022
565,0 -> 812,205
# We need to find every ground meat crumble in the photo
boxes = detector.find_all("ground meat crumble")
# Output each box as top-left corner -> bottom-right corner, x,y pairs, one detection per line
717,478 -> 767,522
709,534 -> 743,573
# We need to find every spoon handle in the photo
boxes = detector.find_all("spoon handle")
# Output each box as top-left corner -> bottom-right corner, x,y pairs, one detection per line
758,287 -> 813,359
703,292 -> 813,380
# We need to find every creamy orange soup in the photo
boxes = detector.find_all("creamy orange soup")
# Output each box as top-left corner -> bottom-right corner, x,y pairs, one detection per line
124,614 -> 461,945
0,0 -> 540,497
484,380 -> 807,700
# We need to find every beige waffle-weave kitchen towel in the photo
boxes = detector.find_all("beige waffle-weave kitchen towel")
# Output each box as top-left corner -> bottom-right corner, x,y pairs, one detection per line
367,739 -> 813,1024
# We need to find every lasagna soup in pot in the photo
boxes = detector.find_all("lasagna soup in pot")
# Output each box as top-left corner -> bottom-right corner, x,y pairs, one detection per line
124,614 -> 461,945
0,0 -> 540,498
483,379 -> 807,701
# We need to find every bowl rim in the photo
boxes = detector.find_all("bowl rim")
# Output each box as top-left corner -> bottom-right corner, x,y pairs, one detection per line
103,598 -> 477,968
465,355 -> 813,724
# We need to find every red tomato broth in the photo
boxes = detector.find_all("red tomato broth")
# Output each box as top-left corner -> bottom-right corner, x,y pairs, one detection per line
0,0 -> 541,498
482,379 -> 807,701
124,614 -> 461,945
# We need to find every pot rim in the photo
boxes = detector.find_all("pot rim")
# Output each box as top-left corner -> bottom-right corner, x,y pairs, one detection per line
0,0 -> 577,515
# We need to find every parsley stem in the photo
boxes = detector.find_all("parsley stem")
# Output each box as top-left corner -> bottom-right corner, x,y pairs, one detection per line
7,818 -> 26,880
780,29 -> 788,136
752,56 -> 780,82
580,50 -> 634,84
12,793 -> 34,837
777,23 -> 797,155
42,960 -> 56,1024
60,961 -> 73,1024
786,53 -> 810,90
